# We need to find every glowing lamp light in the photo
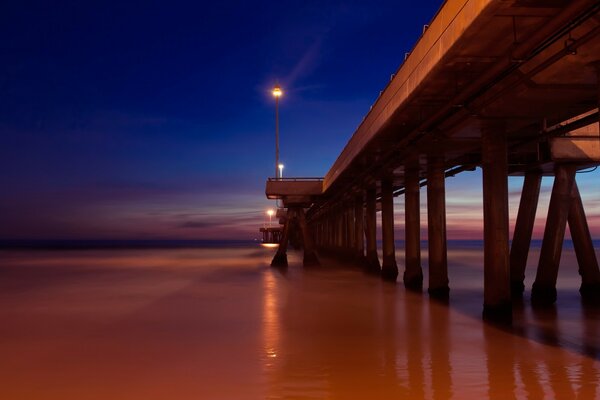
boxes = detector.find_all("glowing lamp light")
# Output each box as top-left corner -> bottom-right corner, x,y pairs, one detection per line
266,209 -> 275,228
272,85 -> 282,98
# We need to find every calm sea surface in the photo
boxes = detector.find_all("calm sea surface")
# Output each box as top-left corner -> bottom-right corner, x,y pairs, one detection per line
1,241 -> 599,399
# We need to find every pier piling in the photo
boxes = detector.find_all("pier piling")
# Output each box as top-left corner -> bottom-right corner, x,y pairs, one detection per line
532,165 -> 576,306
481,122 -> 511,322
381,176 -> 399,281
509,171 -> 542,296
568,181 -> 600,301
365,186 -> 381,274
427,152 -> 449,299
404,157 -> 423,291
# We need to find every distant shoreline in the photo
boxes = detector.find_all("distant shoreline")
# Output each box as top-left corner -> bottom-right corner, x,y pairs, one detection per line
0,239 -> 257,250
0,238 -> 596,250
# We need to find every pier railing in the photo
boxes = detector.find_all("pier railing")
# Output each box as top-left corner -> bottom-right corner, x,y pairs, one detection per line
267,177 -> 324,182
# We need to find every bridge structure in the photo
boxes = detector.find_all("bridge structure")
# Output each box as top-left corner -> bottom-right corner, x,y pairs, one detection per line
266,0 -> 600,321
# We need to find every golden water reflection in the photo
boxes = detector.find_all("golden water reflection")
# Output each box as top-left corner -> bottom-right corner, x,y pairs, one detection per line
261,251 -> 600,399
0,246 -> 599,399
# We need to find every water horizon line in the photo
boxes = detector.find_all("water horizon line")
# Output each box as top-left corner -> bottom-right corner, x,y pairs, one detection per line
1,238 -> 596,250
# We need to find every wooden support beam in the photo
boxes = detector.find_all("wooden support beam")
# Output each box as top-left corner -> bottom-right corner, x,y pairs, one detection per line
365,187 -> 381,273
404,156 -> 423,291
354,194 -> 365,258
427,152 -> 449,298
568,180 -> 600,301
381,176 -> 399,281
532,165 -> 576,306
481,122 -> 511,322
509,171 -> 542,296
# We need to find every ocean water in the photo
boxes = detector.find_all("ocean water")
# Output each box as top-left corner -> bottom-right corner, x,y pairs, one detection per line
1,241 -> 599,399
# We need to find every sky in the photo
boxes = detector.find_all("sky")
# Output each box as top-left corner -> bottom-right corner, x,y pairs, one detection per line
1,0 -> 599,241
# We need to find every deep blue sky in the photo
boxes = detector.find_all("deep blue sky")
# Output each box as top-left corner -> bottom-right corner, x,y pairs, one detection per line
1,1 -> 599,240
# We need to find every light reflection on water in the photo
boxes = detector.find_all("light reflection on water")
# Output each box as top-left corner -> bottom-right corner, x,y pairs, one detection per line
0,244 -> 599,399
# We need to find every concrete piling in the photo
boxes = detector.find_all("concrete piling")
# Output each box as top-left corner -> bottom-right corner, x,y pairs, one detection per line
481,122 -> 511,322
404,157 -> 423,291
381,176 -> 399,282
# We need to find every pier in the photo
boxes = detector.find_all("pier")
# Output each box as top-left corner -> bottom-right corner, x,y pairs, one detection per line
266,0 -> 600,321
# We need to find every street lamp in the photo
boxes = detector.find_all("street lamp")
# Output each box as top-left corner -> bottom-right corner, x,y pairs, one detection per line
278,163 -> 284,180
267,209 -> 275,227
272,84 -> 283,179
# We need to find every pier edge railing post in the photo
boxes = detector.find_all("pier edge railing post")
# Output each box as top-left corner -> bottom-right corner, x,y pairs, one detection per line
427,151 -> 449,299
568,180 -> 600,301
481,121 -> 511,322
532,164 -> 576,306
365,186 -> 381,273
509,171 -> 542,296
404,156 -> 424,291
381,176 -> 399,281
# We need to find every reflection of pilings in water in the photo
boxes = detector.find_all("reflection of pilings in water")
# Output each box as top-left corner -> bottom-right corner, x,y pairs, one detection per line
578,355 -> 599,399
405,291 -> 424,399
512,301 -> 600,398
512,307 -> 544,398
380,283 -> 404,396
483,324 -> 516,400
262,270 -> 281,398
529,306 -> 576,398
579,303 -> 600,398
429,301 -> 452,400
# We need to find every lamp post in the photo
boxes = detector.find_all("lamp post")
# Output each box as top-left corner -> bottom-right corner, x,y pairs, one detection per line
278,163 -> 284,180
272,85 -> 282,179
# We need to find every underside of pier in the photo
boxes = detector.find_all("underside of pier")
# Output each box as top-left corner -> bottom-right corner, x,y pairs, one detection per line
266,0 -> 600,322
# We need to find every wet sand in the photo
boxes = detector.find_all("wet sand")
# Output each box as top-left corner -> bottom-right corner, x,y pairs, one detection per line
1,244 -> 599,399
